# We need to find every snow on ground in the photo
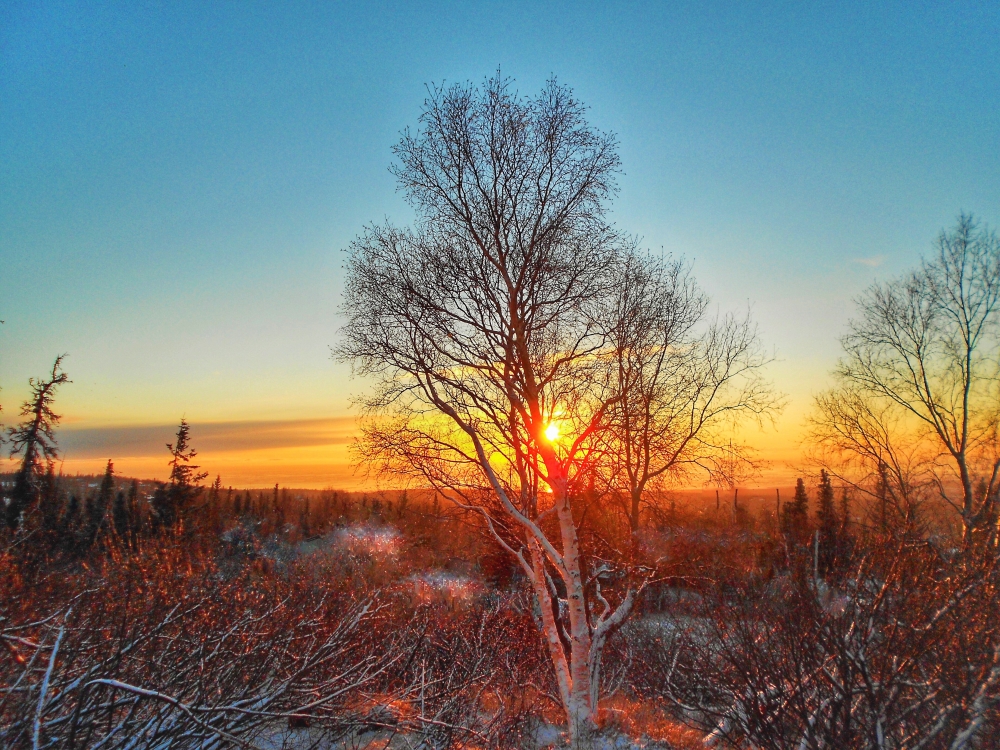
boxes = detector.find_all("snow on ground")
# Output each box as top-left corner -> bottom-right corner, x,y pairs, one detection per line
257,721 -> 681,749
333,523 -> 404,557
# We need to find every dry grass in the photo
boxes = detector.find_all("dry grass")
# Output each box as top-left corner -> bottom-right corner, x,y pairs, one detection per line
597,696 -> 704,748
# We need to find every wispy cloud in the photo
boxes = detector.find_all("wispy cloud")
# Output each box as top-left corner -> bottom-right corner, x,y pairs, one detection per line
59,417 -> 357,459
852,255 -> 885,268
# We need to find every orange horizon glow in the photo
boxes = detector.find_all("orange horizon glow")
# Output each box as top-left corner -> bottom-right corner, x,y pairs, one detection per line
0,399 -> 807,490
0,430 -> 804,491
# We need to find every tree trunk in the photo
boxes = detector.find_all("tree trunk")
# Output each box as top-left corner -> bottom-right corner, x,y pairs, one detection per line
527,533 -> 598,749
629,487 -> 641,535
540,471 -> 597,749
528,542 -> 571,712
559,495 -> 597,748
566,688 -> 595,749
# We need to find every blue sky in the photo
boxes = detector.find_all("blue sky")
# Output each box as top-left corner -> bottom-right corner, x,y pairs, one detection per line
2,1 -> 998,485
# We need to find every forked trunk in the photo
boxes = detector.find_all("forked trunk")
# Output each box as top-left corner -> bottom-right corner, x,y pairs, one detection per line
556,477 -> 599,748
528,533 -> 598,749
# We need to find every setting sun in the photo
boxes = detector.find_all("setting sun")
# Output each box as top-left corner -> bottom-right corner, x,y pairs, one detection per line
544,422 -> 560,442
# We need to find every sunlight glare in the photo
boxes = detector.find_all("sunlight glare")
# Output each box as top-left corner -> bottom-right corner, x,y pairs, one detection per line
544,422 -> 560,442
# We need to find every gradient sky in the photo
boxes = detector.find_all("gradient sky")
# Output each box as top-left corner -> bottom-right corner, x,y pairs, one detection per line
2,1 -> 998,487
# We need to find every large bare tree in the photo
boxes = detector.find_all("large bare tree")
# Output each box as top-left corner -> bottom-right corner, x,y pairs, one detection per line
603,251 -> 776,535
338,76 -> 773,747
811,214 -> 1000,549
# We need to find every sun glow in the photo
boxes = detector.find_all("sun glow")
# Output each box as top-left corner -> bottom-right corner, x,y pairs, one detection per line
544,422 -> 561,442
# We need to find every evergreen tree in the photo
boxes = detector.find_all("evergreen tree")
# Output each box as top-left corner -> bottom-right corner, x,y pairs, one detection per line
155,419 -> 208,529
781,478 -> 810,541
5,356 -> 70,529
209,475 -> 222,502
84,460 -> 114,550
61,494 -> 81,554
780,485 -> 793,536
113,488 -> 129,541
816,469 -> 838,573
82,494 -> 97,549
127,479 -> 141,536
150,484 -> 170,530
273,484 -> 285,531
839,486 -> 851,536
300,496 -> 311,537
793,478 -> 810,526
112,477 -> 140,546
38,463 -> 61,535
208,475 -> 223,532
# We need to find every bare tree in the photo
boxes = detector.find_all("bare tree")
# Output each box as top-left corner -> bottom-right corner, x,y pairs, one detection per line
602,252 -> 776,536
812,386 -> 930,537
645,541 -> 1000,749
0,575 -> 393,748
811,214 -> 1000,550
5,356 -> 70,531
338,74 -> 678,747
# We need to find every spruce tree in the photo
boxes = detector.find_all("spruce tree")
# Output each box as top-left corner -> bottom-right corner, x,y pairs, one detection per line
208,475 -> 223,532
273,484 -> 285,532
779,491 -> 790,535
113,477 -> 140,546
126,479 -> 141,539
38,463 -> 61,535
85,460 -> 114,550
300,496 -> 311,537
155,419 -> 208,529
150,484 -> 170,530
210,475 -> 222,502
82,494 -> 97,551
61,494 -> 81,554
816,469 -> 838,573
781,478 -> 810,542
113,488 -> 129,541
5,356 -> 70,529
